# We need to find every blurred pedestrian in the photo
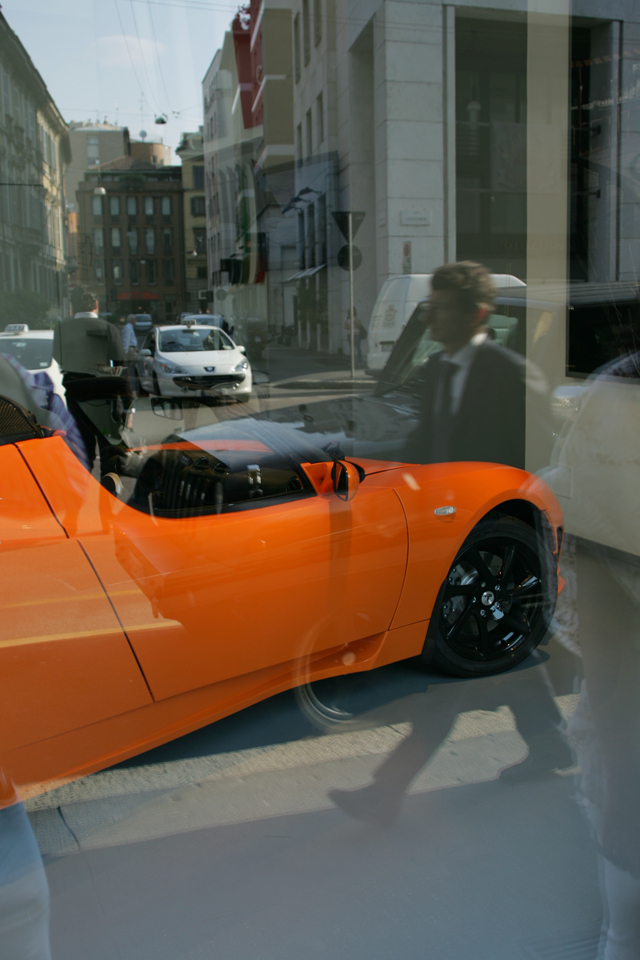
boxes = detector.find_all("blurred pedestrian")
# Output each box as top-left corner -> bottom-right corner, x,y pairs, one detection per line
53,286 -> 128,468
405,261 -> 550,470
344,309 -> 366,367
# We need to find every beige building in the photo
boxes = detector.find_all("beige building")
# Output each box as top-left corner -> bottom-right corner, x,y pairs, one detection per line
0,11 -> 70,317
176,128 -> 208,312
66,122 -> 130,210
130,138 -> 172,167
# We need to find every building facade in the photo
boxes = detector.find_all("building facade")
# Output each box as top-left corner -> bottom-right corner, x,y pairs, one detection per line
66,122 -> 131,210
176,128 -> 208,312
202,0 -> 297,338
0,11 -> 70,317
76,156 -> 186,321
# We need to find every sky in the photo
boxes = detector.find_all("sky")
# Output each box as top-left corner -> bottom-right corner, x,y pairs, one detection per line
3,0 -> 240,161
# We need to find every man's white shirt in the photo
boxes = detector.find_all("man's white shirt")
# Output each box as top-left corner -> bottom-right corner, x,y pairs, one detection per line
437,331 -> 488,416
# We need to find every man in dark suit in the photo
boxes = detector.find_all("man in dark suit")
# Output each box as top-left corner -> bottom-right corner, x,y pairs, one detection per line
408,261 -> 549,470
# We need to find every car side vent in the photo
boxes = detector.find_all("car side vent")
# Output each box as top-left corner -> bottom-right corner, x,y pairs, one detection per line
0,395 -> 43,446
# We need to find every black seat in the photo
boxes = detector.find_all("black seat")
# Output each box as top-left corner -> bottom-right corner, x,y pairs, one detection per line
0,395 -> 43,445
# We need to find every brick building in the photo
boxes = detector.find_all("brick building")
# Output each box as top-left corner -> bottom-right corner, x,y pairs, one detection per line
76,156 -> 186,322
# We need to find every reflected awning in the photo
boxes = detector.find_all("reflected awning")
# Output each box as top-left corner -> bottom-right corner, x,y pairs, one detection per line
283,264 -> 326,283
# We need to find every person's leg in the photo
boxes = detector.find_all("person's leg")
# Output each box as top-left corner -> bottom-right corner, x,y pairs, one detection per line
600,856 -> 640,960
0,803 -> 52,960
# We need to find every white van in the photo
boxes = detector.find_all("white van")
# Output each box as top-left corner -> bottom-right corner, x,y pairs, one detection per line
365,273 -> 526,372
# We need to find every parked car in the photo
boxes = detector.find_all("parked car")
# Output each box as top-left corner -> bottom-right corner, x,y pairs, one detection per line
134,322 -> 252,402
0,393 -> 563,792
0,326 -> 65,401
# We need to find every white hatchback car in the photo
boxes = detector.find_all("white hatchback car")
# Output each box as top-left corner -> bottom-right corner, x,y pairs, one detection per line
0,326 -> 65,400
136,323 -> 252,402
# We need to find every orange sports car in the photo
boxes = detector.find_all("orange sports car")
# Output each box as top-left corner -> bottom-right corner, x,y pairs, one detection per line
1,394 -> 563,798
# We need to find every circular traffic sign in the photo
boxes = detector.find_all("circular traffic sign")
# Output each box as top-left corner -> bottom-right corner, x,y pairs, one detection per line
337,245 -> 362,270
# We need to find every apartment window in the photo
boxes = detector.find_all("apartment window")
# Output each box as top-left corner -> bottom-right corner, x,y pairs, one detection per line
144,196 -> 154,217
163,258 -> 175,283
193,166 -> 204,189
147,259 -> 157,284
193,227 -> 206,254
91,196 -> 102,218
190,196 -> 206,217
293,14 -> 301,82
93,227 -> 104,253
306,109 -> 313,157
113,259 -> 123,284
127,196 -> 137,217
145,227 -> 155,253
94,259 -> 104,282
197,265 -> 207,279
317,92 -> 324,146
161,196 -> 172,219
302,0 -> 310,65
109,196 -> 120,218
129,260 -> 139,285
127,228 -> 138,254
162,227 -> 173,252
87,136 -> 99,164
314,0 -> 322,45
111,227 -> 121,250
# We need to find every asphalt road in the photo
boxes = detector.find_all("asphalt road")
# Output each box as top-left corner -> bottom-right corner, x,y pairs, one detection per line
27,631 -> 602,960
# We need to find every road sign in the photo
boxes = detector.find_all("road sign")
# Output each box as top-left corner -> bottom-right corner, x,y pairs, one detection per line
332,211 -> 366,241
337,245 -> 362,270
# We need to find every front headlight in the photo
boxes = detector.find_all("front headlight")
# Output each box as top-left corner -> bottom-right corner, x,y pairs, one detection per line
234,359 -> 249,372
159,362 -> 185,374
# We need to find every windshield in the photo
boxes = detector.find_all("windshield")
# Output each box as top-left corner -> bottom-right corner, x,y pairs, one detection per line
158,327 -> 234,352
0,337 -> 53,369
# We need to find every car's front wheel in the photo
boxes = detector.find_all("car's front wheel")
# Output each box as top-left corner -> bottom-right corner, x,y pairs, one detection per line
424,517 -> 557,677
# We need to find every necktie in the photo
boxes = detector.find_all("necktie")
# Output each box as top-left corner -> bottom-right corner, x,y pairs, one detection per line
430,359 -> 458,463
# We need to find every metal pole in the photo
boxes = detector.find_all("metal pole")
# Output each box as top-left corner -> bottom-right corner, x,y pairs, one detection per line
348,211 -> 355,379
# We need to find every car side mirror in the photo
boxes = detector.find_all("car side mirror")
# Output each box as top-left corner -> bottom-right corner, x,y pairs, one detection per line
237,344 -> 246,354
331,460 -> 360,501
139,348 -> 152,357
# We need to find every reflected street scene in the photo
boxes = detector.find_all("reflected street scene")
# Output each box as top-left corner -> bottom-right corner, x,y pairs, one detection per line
1,1 -> 640,958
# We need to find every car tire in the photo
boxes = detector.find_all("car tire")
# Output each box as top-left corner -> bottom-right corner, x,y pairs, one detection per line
423,517 -> 557,678
152,373 -> 161,396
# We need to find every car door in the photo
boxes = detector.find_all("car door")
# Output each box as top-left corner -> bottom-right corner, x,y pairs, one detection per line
24,430 -> 409,703
0,441 -> 152,759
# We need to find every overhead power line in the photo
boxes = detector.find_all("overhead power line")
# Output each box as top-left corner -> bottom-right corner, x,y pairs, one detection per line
129,0 -> 162,114
147,0 -> 175,113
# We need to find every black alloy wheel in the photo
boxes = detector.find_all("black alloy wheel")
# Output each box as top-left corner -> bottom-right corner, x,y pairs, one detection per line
424,517 -> 557,677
